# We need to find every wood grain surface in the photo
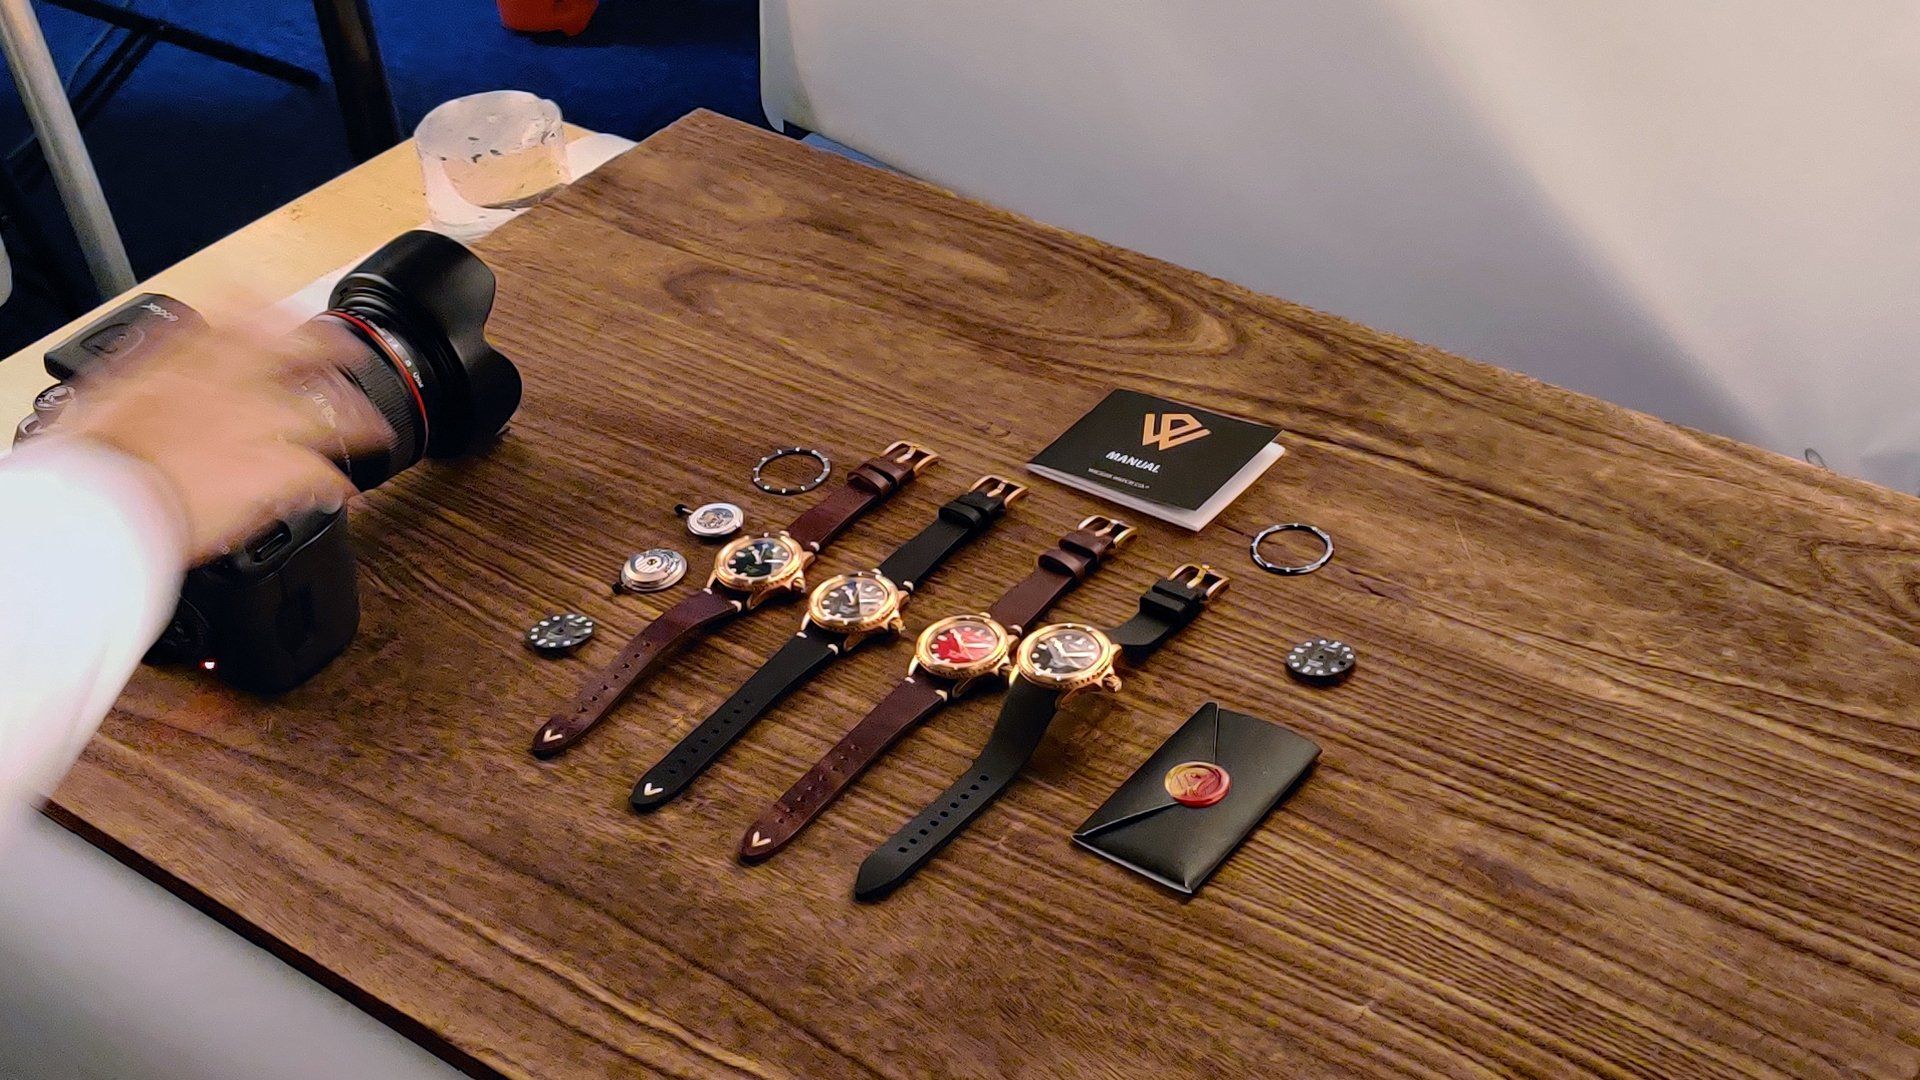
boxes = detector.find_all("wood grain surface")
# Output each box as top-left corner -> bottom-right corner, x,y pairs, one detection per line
47,111 -> 1920,1079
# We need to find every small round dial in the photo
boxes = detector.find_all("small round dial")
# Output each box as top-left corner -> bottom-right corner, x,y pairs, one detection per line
1028,627 -> 1106,677
807,571 -> 902,632
820,576 -> 892,620
726,537 -> 793,581
929,618 -> 1001,665
914,613 -> 1013,680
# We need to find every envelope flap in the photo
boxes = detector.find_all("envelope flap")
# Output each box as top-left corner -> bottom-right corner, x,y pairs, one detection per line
1214,706 -> 1321,795
1074,702 -> 1222,837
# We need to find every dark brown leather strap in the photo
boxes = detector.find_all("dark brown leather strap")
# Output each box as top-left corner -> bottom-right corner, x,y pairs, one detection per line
530,588 -> 739,757
986,521 -> 1126,633
736,517 -> 1131,860
738,678 -> 947,861
786,444 -> 933,551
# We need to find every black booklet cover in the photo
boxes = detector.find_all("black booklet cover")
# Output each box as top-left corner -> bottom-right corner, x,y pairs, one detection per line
1027,389 -> 1283,529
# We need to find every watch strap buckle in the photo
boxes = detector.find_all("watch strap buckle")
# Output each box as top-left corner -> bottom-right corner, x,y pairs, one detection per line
882,440 -> 942,475
1168,562 -> 1230,600
970,475 -> 1030,504
1078,514 -> 1139,549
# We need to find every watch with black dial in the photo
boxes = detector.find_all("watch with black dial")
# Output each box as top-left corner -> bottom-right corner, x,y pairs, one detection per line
629,476 -> 1028,810
530,441 -> 938,758
853,562 -> 1228,901
738,516 -> 1136,861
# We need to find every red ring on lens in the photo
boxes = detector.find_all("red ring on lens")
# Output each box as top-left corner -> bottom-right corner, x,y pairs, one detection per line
321,309 -> 429,444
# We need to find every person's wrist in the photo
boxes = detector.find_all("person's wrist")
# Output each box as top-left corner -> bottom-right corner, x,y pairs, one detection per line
53,431 -> 197,562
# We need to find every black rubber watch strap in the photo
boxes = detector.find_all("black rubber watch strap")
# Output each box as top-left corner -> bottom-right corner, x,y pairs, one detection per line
854,678 -> 1062,901
1108,573 -> 1213,661
876,486 -> 1012,590
630,633 -> 840,811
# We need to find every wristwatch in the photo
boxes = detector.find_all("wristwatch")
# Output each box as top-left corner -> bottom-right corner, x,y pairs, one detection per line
738,515 -> 1137,860
852,563 -> 1228,901
628,476 -> 1029,810
530,441 -> 938,758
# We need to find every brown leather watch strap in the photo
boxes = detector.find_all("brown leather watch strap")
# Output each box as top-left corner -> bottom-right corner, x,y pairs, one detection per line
736,516 -> 1134,860
531,588 -> 740,757
786,442 -> 937,551
739,678 -> 948,861
986,516 -> 1134,633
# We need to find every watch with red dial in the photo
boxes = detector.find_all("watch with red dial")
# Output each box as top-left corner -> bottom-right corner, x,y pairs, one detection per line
530,441 -> 938,758
737,515 -> 1136,861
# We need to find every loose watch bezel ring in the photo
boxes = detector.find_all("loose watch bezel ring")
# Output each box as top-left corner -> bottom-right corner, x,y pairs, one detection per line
752,447 -> 832,496
1251,523 -> 1334,576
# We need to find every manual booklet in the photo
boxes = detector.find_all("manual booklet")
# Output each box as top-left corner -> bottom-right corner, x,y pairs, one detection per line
1027,389 -> 1284,531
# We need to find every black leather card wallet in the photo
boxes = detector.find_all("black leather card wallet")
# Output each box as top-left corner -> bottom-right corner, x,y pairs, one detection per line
1073,702 -> 1319,895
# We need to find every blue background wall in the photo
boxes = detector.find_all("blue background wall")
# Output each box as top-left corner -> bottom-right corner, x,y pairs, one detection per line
0,0 -> 761,352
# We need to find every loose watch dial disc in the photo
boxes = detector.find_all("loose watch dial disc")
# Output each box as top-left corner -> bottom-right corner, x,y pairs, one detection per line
526,613 -> 595,656
1285,637 -> 1356,686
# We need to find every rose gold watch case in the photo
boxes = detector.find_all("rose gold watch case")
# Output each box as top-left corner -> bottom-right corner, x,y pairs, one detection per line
803,570 -> 907,635
1014,622 -> 1123,696
709,531 -> 812,602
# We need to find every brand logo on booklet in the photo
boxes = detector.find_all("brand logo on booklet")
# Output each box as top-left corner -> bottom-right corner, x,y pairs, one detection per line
1141,412 -> 1211,451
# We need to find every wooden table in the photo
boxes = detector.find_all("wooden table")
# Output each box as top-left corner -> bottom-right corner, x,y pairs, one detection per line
36,111 -> 1920,1078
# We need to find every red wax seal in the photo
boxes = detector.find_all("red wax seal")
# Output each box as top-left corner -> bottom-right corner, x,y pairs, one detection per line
1163,761 -> 1231,807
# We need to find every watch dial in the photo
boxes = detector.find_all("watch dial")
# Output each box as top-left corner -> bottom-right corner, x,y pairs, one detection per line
726,537 -> 792,580
820,576 -> 892,621
1029,627 -> 1105,677
929,617 -> 1001,665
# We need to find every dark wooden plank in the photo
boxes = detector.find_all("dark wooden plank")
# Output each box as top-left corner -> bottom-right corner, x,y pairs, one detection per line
50,110 -> 1920,1079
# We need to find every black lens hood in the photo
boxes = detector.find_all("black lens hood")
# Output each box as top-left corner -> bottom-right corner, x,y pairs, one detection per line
327,230 -> 522,457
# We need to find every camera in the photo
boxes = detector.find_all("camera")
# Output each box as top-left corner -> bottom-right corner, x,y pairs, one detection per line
14,230 -> 522,692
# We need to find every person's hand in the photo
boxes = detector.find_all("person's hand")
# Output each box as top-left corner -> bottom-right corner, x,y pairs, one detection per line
50,313 -> 391,563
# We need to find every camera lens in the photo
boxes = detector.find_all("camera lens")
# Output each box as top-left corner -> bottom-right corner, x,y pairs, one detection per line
311,310 -> 430,489
303,231 -> 522,491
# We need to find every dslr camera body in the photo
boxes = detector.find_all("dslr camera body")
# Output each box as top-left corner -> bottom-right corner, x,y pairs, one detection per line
14,231 -> 522,692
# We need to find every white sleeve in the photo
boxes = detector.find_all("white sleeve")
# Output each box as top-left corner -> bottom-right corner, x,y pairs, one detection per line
0,438 -> 187,841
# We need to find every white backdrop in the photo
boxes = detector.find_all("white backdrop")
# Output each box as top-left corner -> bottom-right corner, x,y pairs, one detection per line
761,1 -> 1920,495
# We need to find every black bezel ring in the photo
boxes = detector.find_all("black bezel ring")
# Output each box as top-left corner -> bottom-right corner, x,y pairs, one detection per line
752,446 -> 832,496
1251,523 -> 1334,576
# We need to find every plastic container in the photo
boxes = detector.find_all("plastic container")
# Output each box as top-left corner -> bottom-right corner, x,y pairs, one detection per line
415,91 -> 569,241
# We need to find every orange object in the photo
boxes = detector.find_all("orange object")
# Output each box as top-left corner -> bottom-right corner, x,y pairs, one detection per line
497,0 -> 598,36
